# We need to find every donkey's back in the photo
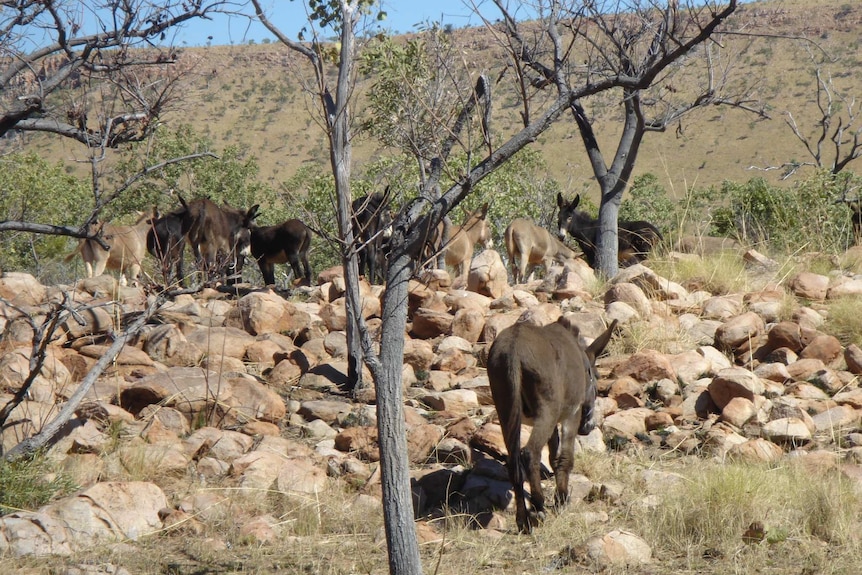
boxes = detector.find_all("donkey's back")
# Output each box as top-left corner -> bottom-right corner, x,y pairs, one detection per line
487,317 -> 615,534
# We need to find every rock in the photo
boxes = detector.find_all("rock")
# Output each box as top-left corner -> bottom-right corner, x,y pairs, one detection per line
119,367 -> 232,420
846,344 -> 862,375
451,307 -> 485,343
604,282 -> 652,317
727,438 -> 784,463
584,529 -> 652,567
0,511 -> 73,557
403,339 -> 435,373
0,272 -> 46,306
720,396 -> 757,427
411,307 -> 453,339
185,326 -> 255,359
714,312 -> 765,352
799,334 -> 843,365
467,249 -> 509,299
788,271 -> 829,300
276,457 -> 328,494
47,482 -> 167,546
707,367 -> 765,410
827,277 -> 862,298
226,377 -> 287,423
762,417 -> 812,445
611,351 -> 677,383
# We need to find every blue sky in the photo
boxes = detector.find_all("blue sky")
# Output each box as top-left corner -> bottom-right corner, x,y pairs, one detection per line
171,1 -> 509,47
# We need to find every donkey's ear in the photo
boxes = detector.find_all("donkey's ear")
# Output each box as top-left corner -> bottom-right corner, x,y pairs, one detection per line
246,204 -> 261,222
573,194 -> 581,209
480,202 -> 489,217
557,192 -> 565,208
586,319 -> 617,359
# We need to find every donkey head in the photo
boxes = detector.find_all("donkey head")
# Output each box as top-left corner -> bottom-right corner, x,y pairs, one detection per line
556,192 -> 581,240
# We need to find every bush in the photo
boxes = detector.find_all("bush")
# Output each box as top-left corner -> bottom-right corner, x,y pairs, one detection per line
620,173 -> 677,235
0,153 -> 91,278
710,171 -> 857,253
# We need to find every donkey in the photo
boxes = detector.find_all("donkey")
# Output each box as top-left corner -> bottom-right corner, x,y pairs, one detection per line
178,196 -> 260,284
250,219 -> 313,287
66,210 -> 153,285
351,187 -> 393,285
557,193 -> 662,268
505,218 -> 579,284
146,207 -> 186,287
431,202 -> 493,281
487,317 -> 617,534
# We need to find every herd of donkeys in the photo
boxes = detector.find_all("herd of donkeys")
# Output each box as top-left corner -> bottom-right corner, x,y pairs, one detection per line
62,189 -> 669,535
66,188 -> 664,290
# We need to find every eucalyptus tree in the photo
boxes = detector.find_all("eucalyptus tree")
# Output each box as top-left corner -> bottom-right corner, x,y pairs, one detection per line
247,1 -> 749,573
485,0 -> 767,278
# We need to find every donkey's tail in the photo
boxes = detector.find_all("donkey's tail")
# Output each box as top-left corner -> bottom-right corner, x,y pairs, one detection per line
63,241 -> 82,263
502,359 -> 525,490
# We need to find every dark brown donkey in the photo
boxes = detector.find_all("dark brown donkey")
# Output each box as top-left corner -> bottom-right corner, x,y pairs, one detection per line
250,219 -> 313,287
178,196 -> 260,283
557,193 -> 662,268
487,317 -> 617,534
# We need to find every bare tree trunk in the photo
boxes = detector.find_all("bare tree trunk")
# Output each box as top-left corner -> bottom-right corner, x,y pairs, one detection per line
377,248 -> 423,575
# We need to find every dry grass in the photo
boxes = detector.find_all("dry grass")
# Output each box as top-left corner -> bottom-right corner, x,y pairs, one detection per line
823,296 -> 862,348
650,251 -> 754,296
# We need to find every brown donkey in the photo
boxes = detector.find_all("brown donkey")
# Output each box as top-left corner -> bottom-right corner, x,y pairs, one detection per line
487,317 -> 617,534
437,203 -> 493,280
505,218 -> 579,284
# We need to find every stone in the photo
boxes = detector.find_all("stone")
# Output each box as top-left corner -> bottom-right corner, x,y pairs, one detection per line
604,282 -> 652,317
727,438 -> 784,463
714,312 -> 765,352
411,307 -> 453,339
800,334 -> 843,365
276,457 -> 328,494
721,396 -> 757,427
0,272 -> 46,306
707,367 -> 765,410
846,344 -> 862,375
47,482 -> 167,546
788,271 -> 829,300
467,249 -> 509,299
611,351 -> 677,383
584,529 -> 652,567
762,417 -> 812,445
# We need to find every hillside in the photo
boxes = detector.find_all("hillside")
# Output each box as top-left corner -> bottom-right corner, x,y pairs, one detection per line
5,0 -> 862,203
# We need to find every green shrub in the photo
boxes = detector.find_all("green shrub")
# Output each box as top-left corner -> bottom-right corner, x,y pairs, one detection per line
709,171 -> 857,254
0,152 -> 90,278
620,173 -> 676,235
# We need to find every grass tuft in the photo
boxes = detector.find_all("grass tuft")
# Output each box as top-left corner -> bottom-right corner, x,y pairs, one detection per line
0,452 -> 78,515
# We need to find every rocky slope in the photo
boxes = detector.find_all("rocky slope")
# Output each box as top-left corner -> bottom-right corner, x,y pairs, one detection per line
2,244 -> 862,568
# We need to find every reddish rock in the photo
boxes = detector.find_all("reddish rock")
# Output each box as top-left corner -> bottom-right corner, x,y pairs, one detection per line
714,311 -> 765,353
611,351 -> 677,384
788,271 -> 829,300
707,367 -> 765,410
411,307 -> 453,339
799,334 -> 843,364
846,344 -> 862,375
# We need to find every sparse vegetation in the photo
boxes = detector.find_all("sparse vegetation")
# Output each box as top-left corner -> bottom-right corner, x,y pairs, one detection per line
0,453 -> 77,516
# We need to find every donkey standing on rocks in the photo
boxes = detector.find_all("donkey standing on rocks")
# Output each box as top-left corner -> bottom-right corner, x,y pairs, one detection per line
487,317 -> 617,534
